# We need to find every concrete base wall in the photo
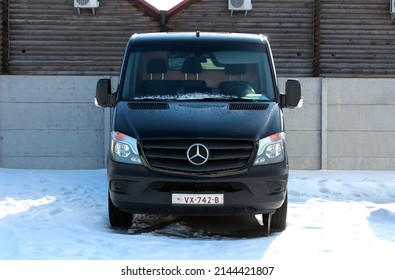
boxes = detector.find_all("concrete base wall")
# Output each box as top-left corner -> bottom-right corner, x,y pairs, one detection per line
0,76 -> 110,169
324,78 -> 395,170
280,77 -> 395,170
1,76 -> 394,170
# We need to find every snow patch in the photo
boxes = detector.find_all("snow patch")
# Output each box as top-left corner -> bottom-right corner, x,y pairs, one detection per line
0,196 -> 56,219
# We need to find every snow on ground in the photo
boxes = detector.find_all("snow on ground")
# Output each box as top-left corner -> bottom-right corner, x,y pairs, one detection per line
0,168 -> 394,278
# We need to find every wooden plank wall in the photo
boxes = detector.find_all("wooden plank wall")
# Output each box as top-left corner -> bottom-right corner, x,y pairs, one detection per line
4,0 -> 395,76
166,0 -> 315,77
319,0 -> 395,77
7,0 -> 160,75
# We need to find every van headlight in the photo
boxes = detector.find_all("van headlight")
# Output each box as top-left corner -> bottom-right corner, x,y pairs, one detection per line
253,132 -> 285,165
111,131 -> 142,165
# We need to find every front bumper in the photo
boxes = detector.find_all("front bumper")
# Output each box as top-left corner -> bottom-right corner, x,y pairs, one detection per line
108,158 -> 288,215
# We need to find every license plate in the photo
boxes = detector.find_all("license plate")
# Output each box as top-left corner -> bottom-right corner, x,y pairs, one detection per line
172,193 -> 224,205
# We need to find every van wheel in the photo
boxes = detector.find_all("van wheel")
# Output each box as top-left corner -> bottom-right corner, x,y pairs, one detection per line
262,193 -> 288,232
108,192 -> 133,227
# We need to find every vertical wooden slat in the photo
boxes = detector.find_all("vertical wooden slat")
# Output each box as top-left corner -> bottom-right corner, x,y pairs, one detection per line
0,0 -> 2,74
313,0 -> 321,76
1,0 -> 8,74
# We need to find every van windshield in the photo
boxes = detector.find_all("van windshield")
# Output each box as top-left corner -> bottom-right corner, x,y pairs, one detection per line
121,43 -> 276,101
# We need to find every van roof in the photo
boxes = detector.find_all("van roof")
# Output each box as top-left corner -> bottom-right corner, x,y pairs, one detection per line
129,32 -> 268,45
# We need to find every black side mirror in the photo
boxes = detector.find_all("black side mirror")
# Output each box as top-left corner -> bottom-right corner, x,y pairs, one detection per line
282,79 -> 303,109
95,79 -> 116,107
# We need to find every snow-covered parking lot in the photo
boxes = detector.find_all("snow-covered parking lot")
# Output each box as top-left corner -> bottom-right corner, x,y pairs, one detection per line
0,168 -> 394,278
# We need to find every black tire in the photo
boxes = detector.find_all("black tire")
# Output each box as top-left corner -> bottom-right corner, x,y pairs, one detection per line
108,192 -> 133,227
262,193 -> 288,231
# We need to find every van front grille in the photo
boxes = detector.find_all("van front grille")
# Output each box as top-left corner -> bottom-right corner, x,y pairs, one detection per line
141,140 -> 255,175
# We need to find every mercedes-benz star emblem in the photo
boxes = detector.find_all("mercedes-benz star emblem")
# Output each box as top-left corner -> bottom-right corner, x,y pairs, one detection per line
187,144 -> 209,166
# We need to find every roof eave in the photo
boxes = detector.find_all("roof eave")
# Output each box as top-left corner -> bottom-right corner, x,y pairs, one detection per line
130,0 -> 161,20
130,0 -> 202,31
167,0 -> 201,19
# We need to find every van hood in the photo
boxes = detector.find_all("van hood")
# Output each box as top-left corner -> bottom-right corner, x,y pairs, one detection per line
113,101 -> 283,141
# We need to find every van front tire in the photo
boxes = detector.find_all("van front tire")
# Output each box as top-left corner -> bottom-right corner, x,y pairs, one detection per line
108,192 -> 133,227
262,193 -> 288,231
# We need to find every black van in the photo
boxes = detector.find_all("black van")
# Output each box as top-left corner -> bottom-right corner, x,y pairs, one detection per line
95,32 -> 302,233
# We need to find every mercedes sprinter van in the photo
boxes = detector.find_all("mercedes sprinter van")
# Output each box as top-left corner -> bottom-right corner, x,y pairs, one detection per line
95,32 -> 302,233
